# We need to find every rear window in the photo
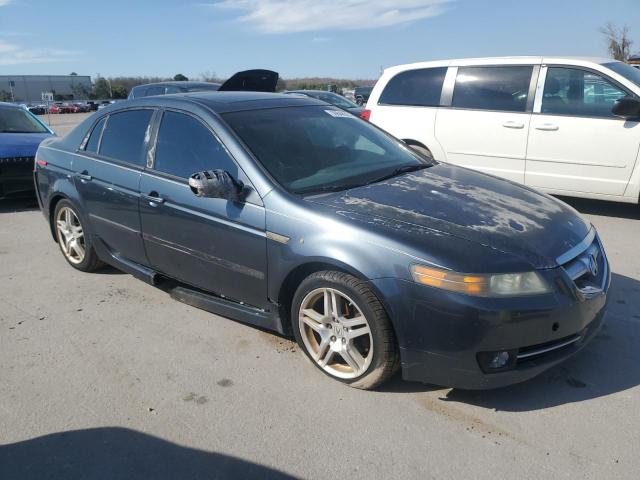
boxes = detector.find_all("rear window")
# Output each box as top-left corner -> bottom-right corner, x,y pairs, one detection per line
99,110 -> 153,166
452,66 -> 533,112
378,67 -> 447,107
85,117 -> 106,153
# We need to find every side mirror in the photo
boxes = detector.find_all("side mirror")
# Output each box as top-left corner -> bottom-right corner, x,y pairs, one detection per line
188,170 -> 245,201
612,96 -> 640,120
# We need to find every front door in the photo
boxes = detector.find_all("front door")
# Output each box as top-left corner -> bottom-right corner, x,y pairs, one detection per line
525,66 -> 640,196
73,109 -> 154,265
435,65 -> 536,184
139,110 -> 267,308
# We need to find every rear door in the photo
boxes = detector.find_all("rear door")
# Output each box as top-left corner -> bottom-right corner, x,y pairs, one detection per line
139,109 -> 268,308
73,109 -> 154,265
435,65 -> 538,183
525,65 -> 639,196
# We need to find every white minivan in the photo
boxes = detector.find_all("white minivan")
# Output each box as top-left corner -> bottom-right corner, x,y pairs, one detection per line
364,57 -> 640,204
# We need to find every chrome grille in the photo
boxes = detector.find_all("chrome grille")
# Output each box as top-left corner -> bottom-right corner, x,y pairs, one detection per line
0,156 -> 35,164
557,229 -> 607,294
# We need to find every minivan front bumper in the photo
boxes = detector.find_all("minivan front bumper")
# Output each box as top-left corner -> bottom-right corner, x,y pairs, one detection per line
370,257 -> 609,390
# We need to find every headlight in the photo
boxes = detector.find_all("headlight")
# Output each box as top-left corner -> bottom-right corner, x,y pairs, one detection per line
410,265 -> 551,297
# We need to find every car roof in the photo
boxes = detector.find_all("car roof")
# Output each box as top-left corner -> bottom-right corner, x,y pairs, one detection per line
0,102 -> 22,110
133,81 -> 220,90
115,91 -> 327,114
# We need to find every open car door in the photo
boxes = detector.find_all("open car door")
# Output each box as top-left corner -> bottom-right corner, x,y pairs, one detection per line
218,69 -> 279,93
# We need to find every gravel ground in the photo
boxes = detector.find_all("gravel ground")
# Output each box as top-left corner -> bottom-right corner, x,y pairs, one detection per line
1,114 -> 639,479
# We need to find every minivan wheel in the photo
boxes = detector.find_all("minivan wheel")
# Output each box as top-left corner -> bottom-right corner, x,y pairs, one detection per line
292,271 -> 399,389
54,199 -> 103,272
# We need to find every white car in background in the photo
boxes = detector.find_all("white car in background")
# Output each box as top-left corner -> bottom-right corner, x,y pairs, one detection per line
364,57 -> 640,204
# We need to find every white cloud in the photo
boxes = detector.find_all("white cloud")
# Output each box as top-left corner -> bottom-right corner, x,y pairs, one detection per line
0,40 -> 80,66
212,0 -> 451,34
0,0 -> 13,6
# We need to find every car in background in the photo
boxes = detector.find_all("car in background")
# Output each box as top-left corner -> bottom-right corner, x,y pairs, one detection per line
0,102 -> 54,199
86,101 -> 99,111
34,92 -> 608,390
365,56 -> 640,204
28,105 -> 47,115
49,103 -> 70,114
354,86 -> 373,106
286,90 -> 364,116
98,101 -> 115,110
128,69 -> 279,99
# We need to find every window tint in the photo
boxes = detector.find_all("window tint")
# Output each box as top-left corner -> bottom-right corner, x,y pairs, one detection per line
99,110 -> 153,166
542,67 -> 628,117
379,67 -> 447,106
452,66 -> 533,112
85,117 -> 106,153
154,111 -> 237,179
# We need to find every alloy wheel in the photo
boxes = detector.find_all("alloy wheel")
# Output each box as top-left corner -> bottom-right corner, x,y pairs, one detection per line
299,287 -> 373,379
55,206 -> 86,264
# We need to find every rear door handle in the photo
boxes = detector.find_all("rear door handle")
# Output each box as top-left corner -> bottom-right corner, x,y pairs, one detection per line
75,171 -> 92,182
535,124 -> 559,131
142,192 -> 165,205
502,121 -> 525,129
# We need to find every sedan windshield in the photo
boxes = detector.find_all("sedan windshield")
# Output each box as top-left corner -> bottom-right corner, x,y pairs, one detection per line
603,61 -> 640,87
0,108 -> 49,134
223,106 -> 429,194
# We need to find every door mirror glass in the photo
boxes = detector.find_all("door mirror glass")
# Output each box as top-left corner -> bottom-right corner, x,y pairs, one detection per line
612,96 -> 640,120
189,170 -> 244,201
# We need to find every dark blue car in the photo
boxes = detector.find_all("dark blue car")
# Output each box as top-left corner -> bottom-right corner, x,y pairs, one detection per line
0,103 -> 54,199
34,92 -> 609,390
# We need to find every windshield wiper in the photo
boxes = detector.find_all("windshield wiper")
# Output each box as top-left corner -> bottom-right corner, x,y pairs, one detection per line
296,183 -> 365,195
366,164 -> 430,185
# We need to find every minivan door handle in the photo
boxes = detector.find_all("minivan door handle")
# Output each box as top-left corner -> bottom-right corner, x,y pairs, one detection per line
502,121 -> 525,129
535,124 -> 559,131
75,171 -> 92,182
142,192 -> 165,205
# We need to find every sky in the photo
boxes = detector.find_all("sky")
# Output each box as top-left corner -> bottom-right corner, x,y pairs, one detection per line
1,0 -> 640,80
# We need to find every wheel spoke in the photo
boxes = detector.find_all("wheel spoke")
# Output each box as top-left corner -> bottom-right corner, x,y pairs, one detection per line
340,344 -> 365,373
346,324 -> 371,340
341,314 -> 367,328
301,309 -> 324,332
315,337 -> 332,366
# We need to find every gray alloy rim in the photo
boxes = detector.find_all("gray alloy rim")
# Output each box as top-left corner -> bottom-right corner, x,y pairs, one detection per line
298,287 -> 373,379
55,206 -> 86,265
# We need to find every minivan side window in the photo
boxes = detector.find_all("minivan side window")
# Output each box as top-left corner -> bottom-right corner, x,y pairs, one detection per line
541,67 -> 628,118
452,66 -> 533,112
153,111 -> 238,179
378,67 -> 447,107
99,110 -> 153,166
84,116 -> 106,153
146,86 -> 165,97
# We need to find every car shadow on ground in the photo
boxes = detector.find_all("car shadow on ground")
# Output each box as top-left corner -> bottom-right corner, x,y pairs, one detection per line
557,195 -> 640,220
383,272 -> 640,412
0,198 -> 39,213
0,427 -> 297,480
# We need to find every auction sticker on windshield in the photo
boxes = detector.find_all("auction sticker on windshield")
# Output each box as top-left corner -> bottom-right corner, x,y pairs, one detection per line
325,110 -> 354,118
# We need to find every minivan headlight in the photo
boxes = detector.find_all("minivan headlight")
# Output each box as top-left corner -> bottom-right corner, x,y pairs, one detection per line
410,265 -> 551,297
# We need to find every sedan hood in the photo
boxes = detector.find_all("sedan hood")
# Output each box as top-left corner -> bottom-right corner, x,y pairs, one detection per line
310,163 -> 590,269
0,132 -> 53,158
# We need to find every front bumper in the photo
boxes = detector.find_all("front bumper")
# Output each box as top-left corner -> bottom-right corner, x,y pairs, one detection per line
0,157 -> 36,199
371,260 -> 609,390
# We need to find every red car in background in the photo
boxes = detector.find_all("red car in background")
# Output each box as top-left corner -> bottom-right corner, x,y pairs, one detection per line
48,103 -> 70,114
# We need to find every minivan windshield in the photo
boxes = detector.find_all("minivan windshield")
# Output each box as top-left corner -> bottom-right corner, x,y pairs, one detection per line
0,107 -> 49,134
603,61 -> 640,87
223,106 -> 429,194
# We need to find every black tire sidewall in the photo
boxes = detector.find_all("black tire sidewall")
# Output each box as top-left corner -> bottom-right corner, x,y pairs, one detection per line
53,199 -> 98,271
291,271 -> 393,386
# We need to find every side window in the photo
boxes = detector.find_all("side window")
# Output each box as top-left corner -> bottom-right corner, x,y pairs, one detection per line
542,67 -> 628,117
378,67 -> 447,107
146,86 -> 166,97
165,86 -> 181,94
452,66 -> 533,112
84,117 -> 106,153
99,110 -> 153,166
154,111 -> 238,179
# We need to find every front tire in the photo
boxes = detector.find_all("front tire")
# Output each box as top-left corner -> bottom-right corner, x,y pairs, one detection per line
53,199 -> 103,272
292,271 -> 399,389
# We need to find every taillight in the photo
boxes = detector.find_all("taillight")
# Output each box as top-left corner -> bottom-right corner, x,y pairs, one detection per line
360,109 -> 371,121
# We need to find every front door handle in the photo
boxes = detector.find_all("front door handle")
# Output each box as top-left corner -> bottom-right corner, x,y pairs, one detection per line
502,121 -> 525,129
75,171 -> 92,182
535,124 -> 559,131
142,192 -> 165,205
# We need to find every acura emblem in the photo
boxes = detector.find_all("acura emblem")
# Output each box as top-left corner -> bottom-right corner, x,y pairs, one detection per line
587,252 -> 598,277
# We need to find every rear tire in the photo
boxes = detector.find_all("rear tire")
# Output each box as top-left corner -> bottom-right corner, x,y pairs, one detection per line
53,199 -> 104,272
292,271 -> 399,390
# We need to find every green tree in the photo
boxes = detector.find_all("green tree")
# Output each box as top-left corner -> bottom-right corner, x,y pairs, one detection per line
601,23 -> 633,61
0,90 -> 12,102
94,78 -> 112,99
173,73 -> 189,81
70,72 -> 78,76
111,85 -> 128,99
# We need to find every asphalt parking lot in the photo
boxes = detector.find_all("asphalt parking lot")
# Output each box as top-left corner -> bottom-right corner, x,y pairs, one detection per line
1,116 -> 639,479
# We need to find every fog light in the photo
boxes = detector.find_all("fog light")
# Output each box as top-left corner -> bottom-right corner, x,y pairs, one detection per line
488,351 -> 511,369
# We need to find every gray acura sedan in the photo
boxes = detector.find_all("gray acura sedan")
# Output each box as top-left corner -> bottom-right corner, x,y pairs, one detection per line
34,92 -> 609,390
